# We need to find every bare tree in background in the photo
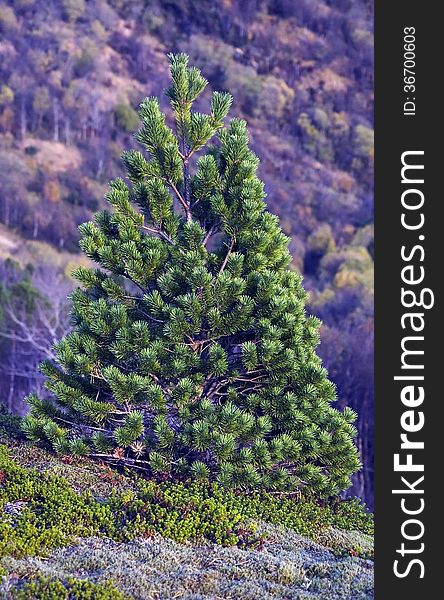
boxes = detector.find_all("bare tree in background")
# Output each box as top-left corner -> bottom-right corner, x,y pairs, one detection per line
0,263 -> 72,415
314,289 -> 374,509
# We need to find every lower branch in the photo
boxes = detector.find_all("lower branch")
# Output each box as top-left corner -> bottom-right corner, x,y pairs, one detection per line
218,237 -> 235,274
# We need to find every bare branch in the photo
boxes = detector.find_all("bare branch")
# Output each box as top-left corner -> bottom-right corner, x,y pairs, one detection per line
218,237 -> 235,274
202,222 -> 221,247
142,224 -> 175,245
168,179 -> 191,221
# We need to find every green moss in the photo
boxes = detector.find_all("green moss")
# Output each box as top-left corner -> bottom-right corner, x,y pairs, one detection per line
237,491 -> 373,538
0,444 -> 372,561
0,409 -> 24,441
331,496 -> 374,535
8,444 -> 133,498
0,446 -> 116,558
12,575 -> 129,599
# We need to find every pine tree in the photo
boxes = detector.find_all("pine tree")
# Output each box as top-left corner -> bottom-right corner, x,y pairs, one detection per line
23,54 -> 361,496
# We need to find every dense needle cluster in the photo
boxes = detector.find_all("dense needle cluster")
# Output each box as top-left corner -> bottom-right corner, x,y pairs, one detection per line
22,54 -> 360,495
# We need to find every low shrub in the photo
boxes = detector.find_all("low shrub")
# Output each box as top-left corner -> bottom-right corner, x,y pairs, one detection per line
11,575 -> 128,599
0,444 -> 372,560
0,445 -> 115,558
0,410 -> 23,441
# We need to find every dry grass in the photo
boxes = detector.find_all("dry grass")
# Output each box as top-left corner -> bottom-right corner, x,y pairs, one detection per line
20,139 -> 82,173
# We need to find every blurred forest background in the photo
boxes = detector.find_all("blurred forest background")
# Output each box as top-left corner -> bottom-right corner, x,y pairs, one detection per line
0,0 -> 373,505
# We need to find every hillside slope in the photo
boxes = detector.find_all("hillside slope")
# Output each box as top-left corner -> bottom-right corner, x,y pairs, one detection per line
0,0 -> 373,253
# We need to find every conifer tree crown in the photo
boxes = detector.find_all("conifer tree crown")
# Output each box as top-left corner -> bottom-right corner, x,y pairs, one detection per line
23,54 -> 360,495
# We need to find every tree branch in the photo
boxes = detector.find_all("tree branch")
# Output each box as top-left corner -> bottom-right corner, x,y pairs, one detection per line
142,224 -> 175,245
218,237 -> 235,274
168,179 -> 191,222
202,222 -> 221,247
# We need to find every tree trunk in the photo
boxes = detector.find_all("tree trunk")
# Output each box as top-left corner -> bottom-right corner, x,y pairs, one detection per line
3,197 -> 10,227
53,97 -> 59,142
64,117 -> 71,145
7,336 -> 16,412
20,97 -> 27,140
37,111 -> 43,131
96,157 -> 104,180
33,212 -> 39,239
